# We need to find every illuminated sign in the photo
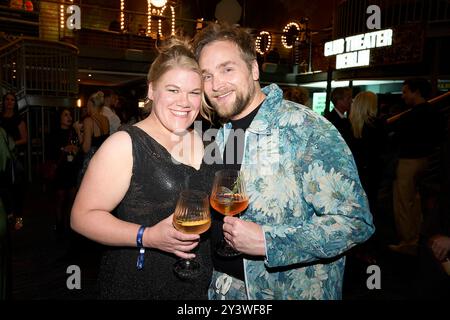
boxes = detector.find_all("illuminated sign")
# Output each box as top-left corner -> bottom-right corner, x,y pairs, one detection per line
324,29 -> 393,69
312,92 -> 326,115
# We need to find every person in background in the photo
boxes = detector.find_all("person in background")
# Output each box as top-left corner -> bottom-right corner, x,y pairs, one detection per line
47,108 -> 81,235
264,47 -> 280,64
0,126 -> 15,233
0,93 -> 27,149
349,91 -> 387,207
283,86 -> 311,108
101,89 -> 121,135
348,91 -> 388,263
389,78 -> 441,256
116,96 -> 140,126
192,22 -> 374,300
417,112 -> 450,299
76,91 -> 109,181
71,38 -> 214,299
326,87 -> 353,145
0,92 -> 27,230
108,18 -> 121,32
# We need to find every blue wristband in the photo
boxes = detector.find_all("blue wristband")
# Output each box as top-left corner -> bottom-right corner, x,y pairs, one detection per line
136,225 -> 146,270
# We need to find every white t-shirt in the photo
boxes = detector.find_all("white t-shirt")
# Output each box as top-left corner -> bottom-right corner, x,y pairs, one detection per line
102,106 -> 121,134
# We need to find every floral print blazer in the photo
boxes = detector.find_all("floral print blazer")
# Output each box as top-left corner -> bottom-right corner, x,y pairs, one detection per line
212,84 -> 375,300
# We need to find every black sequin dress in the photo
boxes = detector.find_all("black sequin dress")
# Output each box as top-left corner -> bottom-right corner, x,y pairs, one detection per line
98,125 -> 214,300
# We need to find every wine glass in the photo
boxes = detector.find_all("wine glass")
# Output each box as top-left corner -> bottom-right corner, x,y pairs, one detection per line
210,169 -> 249,257
172,190 -> 211,280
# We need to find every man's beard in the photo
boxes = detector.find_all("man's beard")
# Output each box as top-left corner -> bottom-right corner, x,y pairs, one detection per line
212,84 -> 255,119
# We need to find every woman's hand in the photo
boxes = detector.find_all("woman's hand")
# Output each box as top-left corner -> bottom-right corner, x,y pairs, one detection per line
144,214 -> 200,259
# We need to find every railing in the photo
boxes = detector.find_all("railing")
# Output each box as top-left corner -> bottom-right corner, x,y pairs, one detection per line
334,0 -> 450,38
0,5 -> 39,38
0,37 -> 78,105
387,91 -> 450,124
73,28 -> 157,53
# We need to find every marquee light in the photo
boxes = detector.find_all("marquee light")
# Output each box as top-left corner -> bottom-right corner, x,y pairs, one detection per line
60,5 -> 65,29
255,31 -> 272,55
60,0 -> 73,30
147,0 -> 152,35
156,5 -> 176,37
281,22 -> 300,49
120,0 -> 125,31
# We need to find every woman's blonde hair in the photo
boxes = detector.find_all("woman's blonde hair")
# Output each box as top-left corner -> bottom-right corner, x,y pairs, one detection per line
88,91 -> 105,111
349,91 -> 378,139
147,37 -> 213,122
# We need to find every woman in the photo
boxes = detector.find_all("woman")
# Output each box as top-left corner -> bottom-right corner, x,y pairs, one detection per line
77,91 -> 109,181
71,38 -> 214,299
0,93 -> 27,148
47,108 -> 80,234
349,91 -> 387,204
348,91 -> 388,264
0,92 -> 27,229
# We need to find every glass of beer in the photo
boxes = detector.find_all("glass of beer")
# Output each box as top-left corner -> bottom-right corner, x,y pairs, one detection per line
210,169 -> 249,257
172,190 -> 211,279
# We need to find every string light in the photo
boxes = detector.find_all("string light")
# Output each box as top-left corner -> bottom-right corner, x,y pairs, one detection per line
170,6 -> 175,35
158,6 -> 164,37
255,31 -> 272,55
60,0 -> 74,30
147,0 -> 152,36
12,61 -> 16,80
60,5 -> 65,29
282,22 -> 300,49
156,5 -> 176,37
120,0 -> 125,31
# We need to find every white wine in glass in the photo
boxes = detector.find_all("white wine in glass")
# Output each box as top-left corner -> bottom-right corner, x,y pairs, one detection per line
172,190 -> 211,279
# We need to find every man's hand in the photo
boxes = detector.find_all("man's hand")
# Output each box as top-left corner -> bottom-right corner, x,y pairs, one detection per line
429,235 -> 450,261
223,216 -> 266,256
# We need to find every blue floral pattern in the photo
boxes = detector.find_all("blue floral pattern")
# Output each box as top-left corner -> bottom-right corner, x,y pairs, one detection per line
210,84 -> 375,300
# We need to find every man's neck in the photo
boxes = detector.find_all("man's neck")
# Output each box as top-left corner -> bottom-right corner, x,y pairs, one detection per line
413,97 -> 427,107
334,107 -> 347,119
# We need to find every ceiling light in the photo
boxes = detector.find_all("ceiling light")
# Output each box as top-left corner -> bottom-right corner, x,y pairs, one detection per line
150,0 -> 167,8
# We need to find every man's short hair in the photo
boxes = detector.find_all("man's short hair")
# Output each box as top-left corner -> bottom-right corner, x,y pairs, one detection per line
192,22 -> 256,71
403,78 -> 431,99
331,87 -> 352,106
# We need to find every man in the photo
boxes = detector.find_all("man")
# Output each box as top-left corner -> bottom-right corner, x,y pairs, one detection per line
389,78 -> 441,256
325,87 -> 353,145
193,23 -> 374,300
416,113 -> 450,298
101,89 -> 121,134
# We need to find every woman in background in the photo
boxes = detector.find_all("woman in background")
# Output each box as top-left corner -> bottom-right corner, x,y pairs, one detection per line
349,91 -> 388,205
0,92 -> 27,229
47,108 -> 80,235
76,91 -> 109,181
348,91 -> 388,263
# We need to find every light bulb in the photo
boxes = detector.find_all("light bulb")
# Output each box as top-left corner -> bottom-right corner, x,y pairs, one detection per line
150,0 -> 167,8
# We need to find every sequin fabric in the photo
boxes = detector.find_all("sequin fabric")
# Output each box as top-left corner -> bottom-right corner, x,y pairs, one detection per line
98,125 -> 214,299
